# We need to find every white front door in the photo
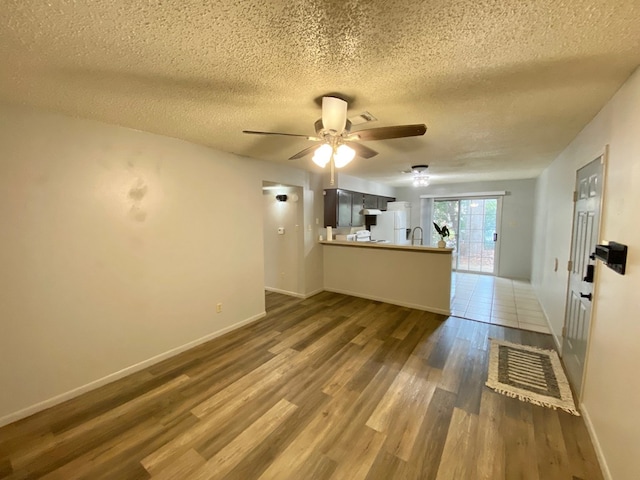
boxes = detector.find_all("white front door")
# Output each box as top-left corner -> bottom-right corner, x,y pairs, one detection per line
562,155 -> 604,396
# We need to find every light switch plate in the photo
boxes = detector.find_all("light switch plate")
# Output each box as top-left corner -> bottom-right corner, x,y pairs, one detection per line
278,227 -> 285,235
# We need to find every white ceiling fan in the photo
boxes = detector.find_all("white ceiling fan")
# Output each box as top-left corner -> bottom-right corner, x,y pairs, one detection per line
243,96 -> 427,184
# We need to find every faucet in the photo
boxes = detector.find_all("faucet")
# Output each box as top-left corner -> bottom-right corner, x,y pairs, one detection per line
411,226 -> 424,245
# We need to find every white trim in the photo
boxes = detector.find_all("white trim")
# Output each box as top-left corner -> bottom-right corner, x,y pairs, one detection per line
264,287 -> 324,299
0,311 -> 266,428
323,287 -> 451,316
539,300 -> 563,354
581,403 -> 612,480
420,190 -> 507,199
303,288 -> 324,298
265,286 -> 306,298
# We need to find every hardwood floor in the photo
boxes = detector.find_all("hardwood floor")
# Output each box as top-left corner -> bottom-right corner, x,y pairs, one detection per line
0,292 -> 603,479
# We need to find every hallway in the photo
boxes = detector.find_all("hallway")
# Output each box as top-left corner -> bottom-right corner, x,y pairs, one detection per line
451,273 -> 551,334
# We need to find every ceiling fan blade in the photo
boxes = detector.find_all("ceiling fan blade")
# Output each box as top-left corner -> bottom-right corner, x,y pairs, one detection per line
243,130 -> 319,140
349,142 -> 378,159
352,124 -> 427,141
322,96 -> 348,134
289,144 -> 320,160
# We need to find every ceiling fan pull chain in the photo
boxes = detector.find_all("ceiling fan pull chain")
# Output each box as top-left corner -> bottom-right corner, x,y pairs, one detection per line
330,155 -> 335,186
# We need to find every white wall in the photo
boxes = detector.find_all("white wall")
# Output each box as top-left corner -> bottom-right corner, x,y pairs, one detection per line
531,67 -> 640,480
0,103 -> 324,424
332,172 -> 397,197
396,179 -> 536,279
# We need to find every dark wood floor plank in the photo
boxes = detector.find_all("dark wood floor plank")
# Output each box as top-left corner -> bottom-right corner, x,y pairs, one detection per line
0,291 -> 604,480
454,342 -> 487,415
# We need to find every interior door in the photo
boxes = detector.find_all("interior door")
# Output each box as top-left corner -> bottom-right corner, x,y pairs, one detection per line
562,155 -> 604,396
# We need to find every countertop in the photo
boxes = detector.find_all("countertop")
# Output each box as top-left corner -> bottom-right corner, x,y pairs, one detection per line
320,240 -> 453,254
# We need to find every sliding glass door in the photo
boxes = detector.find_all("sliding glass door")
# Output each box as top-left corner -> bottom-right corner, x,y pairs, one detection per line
432,197 -> 501,274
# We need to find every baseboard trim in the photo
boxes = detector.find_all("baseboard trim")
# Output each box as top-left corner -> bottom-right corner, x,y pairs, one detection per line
264,287 -> 305,298
532,290 -> 563,353
0,311 -> 267,428
323,287 -> 451,316
303,288 -> 324,299
580,403 -> 611,480
265,287 -> 325,299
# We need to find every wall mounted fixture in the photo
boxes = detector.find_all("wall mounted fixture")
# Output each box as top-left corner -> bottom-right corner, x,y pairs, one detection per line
592,241 -> 627,275
411,165 -> 430,187
275,194 -> 288,202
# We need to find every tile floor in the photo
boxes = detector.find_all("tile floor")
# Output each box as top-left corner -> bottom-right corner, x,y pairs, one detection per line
450,272 -> 551,334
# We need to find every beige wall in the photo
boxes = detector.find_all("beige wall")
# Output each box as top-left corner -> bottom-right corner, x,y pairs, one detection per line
531,66 -> 640,480
0,103 -> 324,424
323,244 -> 452,314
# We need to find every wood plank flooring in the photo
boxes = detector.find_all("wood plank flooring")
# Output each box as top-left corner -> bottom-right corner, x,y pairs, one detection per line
0,291 -> 603,479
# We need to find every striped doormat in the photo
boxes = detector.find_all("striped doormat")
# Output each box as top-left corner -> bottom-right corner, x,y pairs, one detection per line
486,339 -> 580,416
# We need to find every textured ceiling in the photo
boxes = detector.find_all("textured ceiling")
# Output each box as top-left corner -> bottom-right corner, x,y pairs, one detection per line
1,1 -> 639,186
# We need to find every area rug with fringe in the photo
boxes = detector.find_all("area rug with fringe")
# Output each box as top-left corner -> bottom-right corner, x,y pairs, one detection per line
486,339 -> 580,416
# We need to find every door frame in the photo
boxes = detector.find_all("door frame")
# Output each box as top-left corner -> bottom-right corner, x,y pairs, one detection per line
430,195 -> 503,275
561,145 -> 608,401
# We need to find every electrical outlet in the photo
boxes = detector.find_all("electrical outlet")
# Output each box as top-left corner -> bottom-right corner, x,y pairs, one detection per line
216,303 -> 222,313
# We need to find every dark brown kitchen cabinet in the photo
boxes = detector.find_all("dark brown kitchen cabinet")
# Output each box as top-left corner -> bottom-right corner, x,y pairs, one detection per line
351,192 -> 365,227
337,189 -> 353,227
324,189 -> 396,227
324,189 -> 352,227
363,194 -> 378,209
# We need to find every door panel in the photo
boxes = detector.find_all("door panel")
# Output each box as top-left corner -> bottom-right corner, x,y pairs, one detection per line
433,197 -> 501,274
562,156 -> 603,397
337,190 -> 352,227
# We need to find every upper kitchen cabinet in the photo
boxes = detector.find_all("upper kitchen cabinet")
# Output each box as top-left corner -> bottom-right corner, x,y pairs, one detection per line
377,196 -> 394,211
337,189 -> 352,227
325,189 -> 355,227
324,189 -> 395,227
363,194 -> 378,209
351,192 -> 365,227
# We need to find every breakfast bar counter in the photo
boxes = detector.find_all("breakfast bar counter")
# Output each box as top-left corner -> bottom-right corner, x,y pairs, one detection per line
321,241 -> 452,315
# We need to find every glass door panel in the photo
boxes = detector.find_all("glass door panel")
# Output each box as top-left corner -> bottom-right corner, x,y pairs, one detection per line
432,200 -> 459,269
432,197 -> 500,274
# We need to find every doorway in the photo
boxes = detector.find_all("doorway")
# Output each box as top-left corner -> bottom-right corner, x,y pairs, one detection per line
432,197 -> 502,274
262,182 -> 304,297
562,155 -> 604,397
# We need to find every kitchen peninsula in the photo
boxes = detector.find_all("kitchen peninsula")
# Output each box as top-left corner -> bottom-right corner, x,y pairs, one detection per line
321,240 -> 452,315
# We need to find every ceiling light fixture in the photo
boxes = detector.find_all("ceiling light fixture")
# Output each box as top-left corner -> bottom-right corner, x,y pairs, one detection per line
312,144 -> 332,168
411,164 -> 430,187
312,143 -> 356,184
334,144 -> 355,168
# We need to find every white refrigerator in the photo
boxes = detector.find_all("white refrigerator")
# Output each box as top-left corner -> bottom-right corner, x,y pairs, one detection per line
370,210 -> 409,244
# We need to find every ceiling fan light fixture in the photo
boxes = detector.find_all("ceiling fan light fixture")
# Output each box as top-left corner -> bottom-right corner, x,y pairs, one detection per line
411,164 -> 430,187
312,144 -> 332,167
322,96 -> 347,134
334,144 -> 355,168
